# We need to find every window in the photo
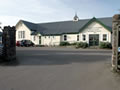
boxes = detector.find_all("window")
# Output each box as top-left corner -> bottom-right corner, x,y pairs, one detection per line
23,31 -> 25,38
103,34 -> 107,41
83,34 -> 86,41
77,35 -> 79,41
64,35 -> 67,41
18,31 -> 25,39
18,31 -> 20,39
20,31 -> 22,39
34,36 -> 36,41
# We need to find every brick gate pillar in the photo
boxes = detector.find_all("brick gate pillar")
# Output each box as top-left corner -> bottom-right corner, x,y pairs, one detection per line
112,14 -> 120,70
2,26 -> 16,61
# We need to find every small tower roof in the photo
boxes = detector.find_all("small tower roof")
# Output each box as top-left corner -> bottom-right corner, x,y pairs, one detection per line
73,12 -> 79,21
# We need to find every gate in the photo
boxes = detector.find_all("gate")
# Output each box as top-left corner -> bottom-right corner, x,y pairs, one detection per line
89,34 -> 99,46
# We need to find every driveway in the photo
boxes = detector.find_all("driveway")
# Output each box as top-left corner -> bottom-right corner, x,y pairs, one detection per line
0,47 -> 120,90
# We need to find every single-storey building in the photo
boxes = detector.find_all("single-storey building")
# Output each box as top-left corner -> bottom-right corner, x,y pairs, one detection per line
16,15 -> 112,46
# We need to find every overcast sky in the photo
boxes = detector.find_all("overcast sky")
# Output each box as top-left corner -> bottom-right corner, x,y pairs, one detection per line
0,0 -> 119,27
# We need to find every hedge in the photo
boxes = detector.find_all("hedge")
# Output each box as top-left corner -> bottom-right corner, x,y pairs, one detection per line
76,42 -> 88,48
99,42 -> 112,49
59,42 -> 70,46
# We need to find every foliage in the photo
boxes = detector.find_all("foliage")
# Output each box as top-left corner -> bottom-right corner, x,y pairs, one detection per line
60,42 -> 70,46
76,42 -> 88,48
70,42 -> 77,45
99,42 -> 112,49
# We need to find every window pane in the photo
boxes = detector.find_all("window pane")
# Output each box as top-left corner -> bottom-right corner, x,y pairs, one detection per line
34,36 -> 36,41
64,35 -> 67,41
77,35 -> 79,41
103,34 -> 107,41
21,31 -> 22,38
23,31 -> 25,38
83,35 -> 86,41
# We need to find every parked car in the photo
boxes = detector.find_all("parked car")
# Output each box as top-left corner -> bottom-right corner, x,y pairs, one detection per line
20,40 -> 35,47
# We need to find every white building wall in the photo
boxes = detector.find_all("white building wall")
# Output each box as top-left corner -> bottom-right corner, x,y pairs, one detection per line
16,22 -> 40,45
31,35 -> 41,45
59,22 -> 111,45
16,21 -> 111,46
79,22 -> 111,43
41,35 -> 61,46
16,22 -> 31,42
61,34 -> 78,43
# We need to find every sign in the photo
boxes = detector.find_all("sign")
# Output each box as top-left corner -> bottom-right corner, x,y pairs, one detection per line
118,47 -> 120,52
87,27 -> 101,33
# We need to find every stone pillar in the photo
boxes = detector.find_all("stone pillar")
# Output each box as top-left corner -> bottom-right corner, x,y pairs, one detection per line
112,14 -> 120,70
2,26 -> 16,61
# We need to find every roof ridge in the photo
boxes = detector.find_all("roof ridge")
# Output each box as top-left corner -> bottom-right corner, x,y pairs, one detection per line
21,20 -> 37,25
20,17 -> 112,25
36,17 -> 112,25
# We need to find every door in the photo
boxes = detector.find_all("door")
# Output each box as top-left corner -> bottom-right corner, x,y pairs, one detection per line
89,34 -> 99,46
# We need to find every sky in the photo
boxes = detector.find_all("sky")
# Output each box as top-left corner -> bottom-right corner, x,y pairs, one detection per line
0,0 -> 119,28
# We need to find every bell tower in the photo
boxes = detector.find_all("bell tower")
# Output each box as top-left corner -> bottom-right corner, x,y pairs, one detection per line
73,12 -> 79,21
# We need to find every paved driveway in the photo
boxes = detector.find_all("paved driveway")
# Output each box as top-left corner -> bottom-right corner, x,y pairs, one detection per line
0,47 -> 120,90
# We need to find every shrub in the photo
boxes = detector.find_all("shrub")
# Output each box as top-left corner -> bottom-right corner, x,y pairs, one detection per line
60,42 -> 70,46
76,42 -> 88,48
70,42 -> 77,46
99,42 -> 112,49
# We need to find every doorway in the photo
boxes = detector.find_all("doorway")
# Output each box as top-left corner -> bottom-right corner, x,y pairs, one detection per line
89,34 -> 99,46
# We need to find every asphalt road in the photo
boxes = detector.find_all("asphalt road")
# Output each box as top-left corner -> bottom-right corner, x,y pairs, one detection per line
0,47 -> 120,90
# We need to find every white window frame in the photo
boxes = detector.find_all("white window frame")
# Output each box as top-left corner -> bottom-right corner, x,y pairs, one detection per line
34,36 -> 36,41
103,34 -> 107,41
64,35 -> 67,41
18,31 -> 25,39
77,35 -> 79,41
83,34 -> 86,41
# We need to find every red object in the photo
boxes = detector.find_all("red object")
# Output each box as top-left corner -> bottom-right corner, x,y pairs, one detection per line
16,41 -> 20,46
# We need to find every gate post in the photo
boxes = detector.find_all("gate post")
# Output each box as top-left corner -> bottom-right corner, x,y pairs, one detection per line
2,26 -> 16,61
112,14 -> 120,71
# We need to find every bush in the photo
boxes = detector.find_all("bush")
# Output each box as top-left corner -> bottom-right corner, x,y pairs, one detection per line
60,42 -> 70,46
76,42 -> 88,48
70,42 -> 77,46
99,42 -> 112,49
